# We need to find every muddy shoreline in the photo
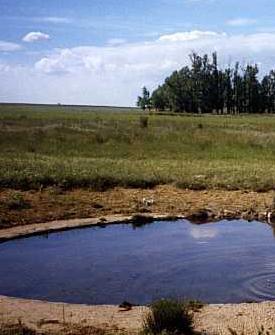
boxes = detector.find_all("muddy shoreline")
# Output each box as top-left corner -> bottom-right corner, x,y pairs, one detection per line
1,186 -> 275,231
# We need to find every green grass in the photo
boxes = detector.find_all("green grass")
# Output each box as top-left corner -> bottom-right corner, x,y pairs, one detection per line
142,299 -> 194,335
2,103 -> 275,191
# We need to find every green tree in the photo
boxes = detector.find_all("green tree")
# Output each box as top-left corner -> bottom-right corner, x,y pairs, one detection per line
261,71 -> 275,113
147,52 -> 275,115
243,64 -> 260,113
137,86 -> 151,110
151,86 -> 167,111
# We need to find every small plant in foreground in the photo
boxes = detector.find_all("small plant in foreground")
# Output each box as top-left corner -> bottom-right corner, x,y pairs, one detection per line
142,299 -> 194,335
0,322 -> 36,335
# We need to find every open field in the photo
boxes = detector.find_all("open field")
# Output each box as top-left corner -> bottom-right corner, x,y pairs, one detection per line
2,104 -> 275,226
1,104 -> 275,191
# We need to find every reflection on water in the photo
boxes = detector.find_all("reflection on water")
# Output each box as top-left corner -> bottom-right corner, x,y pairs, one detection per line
189,225 -> 218,240
1,219 -> 275,305
271,223 -> 275,238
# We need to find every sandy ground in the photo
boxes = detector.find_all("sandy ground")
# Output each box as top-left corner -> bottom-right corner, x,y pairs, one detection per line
1,296 -> 275,335
0,296 -> 146,334
195,302 -> 275,334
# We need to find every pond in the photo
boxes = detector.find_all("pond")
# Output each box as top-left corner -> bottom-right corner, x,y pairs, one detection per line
1,219 -> 275,305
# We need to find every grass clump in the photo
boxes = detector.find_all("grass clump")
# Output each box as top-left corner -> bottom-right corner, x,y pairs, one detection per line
142,299 -> 194,335
0,322 -> 127,335
140,116 -> 149,128
4,193 -> 31,211
0,323 -> 36,335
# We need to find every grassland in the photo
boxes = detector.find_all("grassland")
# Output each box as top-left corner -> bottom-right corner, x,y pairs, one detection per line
1,103 -> 275,192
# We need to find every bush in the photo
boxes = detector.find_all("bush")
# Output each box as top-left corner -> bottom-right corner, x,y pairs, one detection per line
140,116 -> 149,128
142,299 -> 194,335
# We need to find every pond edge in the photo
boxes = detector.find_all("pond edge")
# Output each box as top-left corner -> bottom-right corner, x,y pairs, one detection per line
1,208 -> 273,243
0,213 -> 185,243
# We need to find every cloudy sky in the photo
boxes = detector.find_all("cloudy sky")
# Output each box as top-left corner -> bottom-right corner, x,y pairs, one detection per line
2,0 -> 275,106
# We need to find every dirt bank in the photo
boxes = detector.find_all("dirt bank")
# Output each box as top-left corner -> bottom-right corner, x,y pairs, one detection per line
1,296 -> 275,335
1,186 -> 274,229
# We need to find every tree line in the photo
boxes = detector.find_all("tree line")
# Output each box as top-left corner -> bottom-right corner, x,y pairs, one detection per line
137,52 -> 275,114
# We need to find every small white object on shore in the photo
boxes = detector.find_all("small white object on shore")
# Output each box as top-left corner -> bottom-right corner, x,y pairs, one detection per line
142,198 -> 154,206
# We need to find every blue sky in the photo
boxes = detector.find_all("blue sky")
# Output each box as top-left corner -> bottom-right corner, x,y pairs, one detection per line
2,0 -> 275,105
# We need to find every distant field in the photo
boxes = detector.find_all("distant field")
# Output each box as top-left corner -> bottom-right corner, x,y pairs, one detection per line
0,103 -> 140,114
1,103 -> 275,191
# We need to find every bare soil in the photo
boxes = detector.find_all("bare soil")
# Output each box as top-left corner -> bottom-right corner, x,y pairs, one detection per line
0,186 -> 274,229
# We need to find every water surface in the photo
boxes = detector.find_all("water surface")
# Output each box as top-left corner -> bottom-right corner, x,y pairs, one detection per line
1,219 -> 275,305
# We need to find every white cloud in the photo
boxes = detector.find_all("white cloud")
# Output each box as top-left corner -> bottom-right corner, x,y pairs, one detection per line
22,32 -> 50,43
227,18 -> 257,27
34,30 -> 226,76
0,41 -> 21,52
38,17 -> 72,24
4,30 -> 275,106
107,38 -> 127,46
190,226 -> 218,240
158,30 -> 221,42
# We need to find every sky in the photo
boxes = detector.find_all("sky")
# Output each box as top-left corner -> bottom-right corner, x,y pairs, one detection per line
2,0 -> 275,106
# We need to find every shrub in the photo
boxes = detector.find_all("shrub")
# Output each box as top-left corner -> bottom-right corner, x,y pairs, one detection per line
142,299 -> 194,335
140,116 -> 149,128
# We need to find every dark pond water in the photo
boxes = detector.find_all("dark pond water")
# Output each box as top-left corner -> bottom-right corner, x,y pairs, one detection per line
1,219 -> 275,305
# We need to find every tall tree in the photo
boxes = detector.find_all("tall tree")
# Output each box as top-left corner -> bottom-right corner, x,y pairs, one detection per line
137,87 -> 151,110
151,86 -> 168,111
143,52 -> 275,115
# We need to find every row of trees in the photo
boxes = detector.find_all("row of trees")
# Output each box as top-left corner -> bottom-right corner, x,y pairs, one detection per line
137,53 -> 275,114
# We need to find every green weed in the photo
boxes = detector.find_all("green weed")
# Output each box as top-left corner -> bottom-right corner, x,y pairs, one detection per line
142,299 -> 194,335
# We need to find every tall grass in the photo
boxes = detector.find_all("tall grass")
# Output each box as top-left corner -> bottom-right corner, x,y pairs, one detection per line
2,104 -> 275,191
142,299 -> 194,335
